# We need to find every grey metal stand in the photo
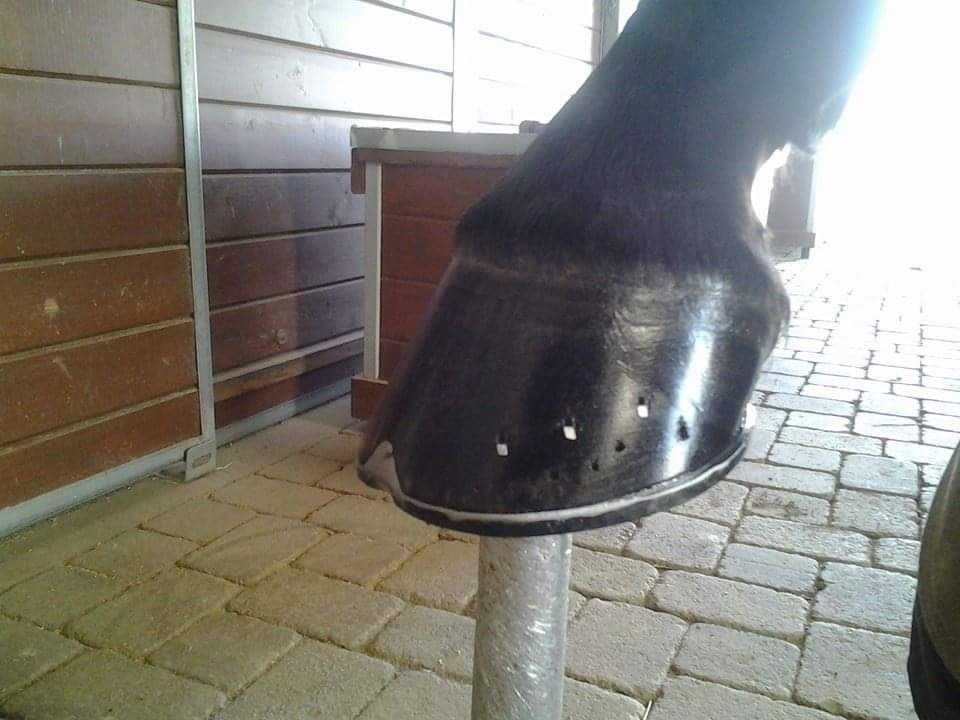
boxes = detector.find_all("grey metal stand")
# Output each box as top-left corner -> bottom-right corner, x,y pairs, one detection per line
471,534 -> 573,720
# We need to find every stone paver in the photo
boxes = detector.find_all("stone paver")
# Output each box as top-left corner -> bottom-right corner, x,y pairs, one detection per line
566,599 -> 687,700
316,464 -> 389,499
309,495 -> 437,549
379,540 -> 478,613
626,514 -> 728,572
874,537 -> 921,574
672,623 -> 800,699
563,678 -> 645,720
745,487 -> 830,524
149,612 -> 299,693
573,522 -> 636,553
651,571 -> 808,641
854,412 -> 919,442
67,567 -> 238,657
812,563 -> 916,635
182,515 -> 325,585
719,543 -> 819,595
0,617 -> 84,697
71,528 -> 196,582
832,489 -> 919,538
671,482 -> 747,526
296,532 -> 410,586
371,604 -> 474,681
764,393 -> 855,417
860,391 -> 920,417
923,427 -> 960,447
218,640 -> 394,720
143,498 -> 256,544
924,398 -> 960,416
306,432 -> 361,464
727,461 -> 835,498
259,451 -> 341,485
4,650 -> 225,720
213,475 -> 338,519
764,357 -> 813,377
869,365 -> 919,383
809,373 -> 889,394
778,426 -> 882,454
757,372 -> 805,394
922,412 -> 960,432
802,384 -> 859,403
357,670 -> 470,720
757,406 -> 787,431
839,454 -> 918,496
0,565 -> 124,629
786,411 -> 850,432
571,547 -> 658,604
796,623 -> 916,720
886,439 -> 955,465
745,428 -> 776,460
815,363 -> 865,378
652,676 -> 841,720
736,516 -> 871,563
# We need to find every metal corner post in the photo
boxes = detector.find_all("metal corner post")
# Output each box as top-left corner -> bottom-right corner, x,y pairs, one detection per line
177,0 -> 217,479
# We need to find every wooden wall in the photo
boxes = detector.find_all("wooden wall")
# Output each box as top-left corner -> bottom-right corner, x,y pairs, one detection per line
0,0 -> 201,509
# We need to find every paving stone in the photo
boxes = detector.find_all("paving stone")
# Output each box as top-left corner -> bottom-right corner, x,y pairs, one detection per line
769,443 -> 840,472
143,498 -> 256,544
625,514 -> 728,572
671,481 -> 747,526
923,398 -> 960,416
853,412 -> 919,442
784,337 -> 824,353
786,411 -> 850,432
0,565 -> 125,630
764,393 -> 855,417
562,677 -> 644,720
745,428 -> 776,460
573,522 -> 636,553
869,365 -> 920,383
358,670 -> 469,720
653,676 -> 842,720
923,427 -> 960,447
796,622 -> 915,720
67,567 -> 238,657
839,454 -> 918,496
651,571 -> 808,641
923,412 -> 960,431
218,640 -> 394,720
860,391 -> 920,417
4,650 -> 225,720
719,543 -> 819,595
802,384 -> 860,403
566,599 -> 686,700
259,451 -> 341,485
756,372 -> 805,393
309,495 -> 438,549
921,485 -> 937,513
316,464 -> 389,499
809,373 -> 890,393
886,439 -> 955,465
212,475 -> 337,519
763,357 -> 813,377
815,363 -> 865,378
379,540 -> 478,613
0,617 -> 84,697
897,382 -> 960,404
778,426 -> 883,454
567,590 -> 588,622
832,489 -> 919,539
922,463 -> 948,488
745,487 -> 830,524
727,461 -> 835,497
796,350 -> 869,369
371,604 -> 474,681
295,532 -> 410,586
874,537 -> 921,575
571,548 -> 658,603
813,563 -> 916,635
71,528 -> 196,582
757,406 -> 788,431
182,515 -> 325,585
149,612 -> 299,693
872,351 -> 921,369
736,516 -> 871,563
787,325 -> 830,340
672,623 -> 800,699
230,567 -> 403,650
306,432 -> 361,464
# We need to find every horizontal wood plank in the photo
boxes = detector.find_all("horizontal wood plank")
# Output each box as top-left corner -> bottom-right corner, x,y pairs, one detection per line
0,0 -> 178,84
381,214 -> 455,283
198,0 -> 453,72
0,392 -> 200,510
0,249 -> 193,355
351,376 -> 387,420
380,278 -> 435,343
381,165 -> 506,221
0,75 -> 182,168
216,355 -> 360,428
378,0 -> 453,23
0,170 -> 187,261
211,280 -> 365,371
379,338 -> 409,381
477,34 -> 592,88
197,28 -> 452,122
0,322 -> 197,446
207,227 -> 364,308
479,1 -> 595,62
203,172 -> 364,241
476,78 -> 573,126
513,0 -> 595,29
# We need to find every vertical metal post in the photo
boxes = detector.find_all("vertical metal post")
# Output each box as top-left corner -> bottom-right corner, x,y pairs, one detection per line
472,534 -> 573,720
176,0 -> 217,479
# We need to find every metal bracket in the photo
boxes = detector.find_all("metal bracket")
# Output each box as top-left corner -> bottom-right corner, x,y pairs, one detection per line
184,440 -> 217,482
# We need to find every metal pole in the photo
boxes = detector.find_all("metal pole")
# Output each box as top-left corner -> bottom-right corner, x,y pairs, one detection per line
472,534 -> 572,720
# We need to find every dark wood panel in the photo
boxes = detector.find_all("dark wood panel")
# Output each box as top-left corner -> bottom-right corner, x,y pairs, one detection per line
0,170 -> 187,261
0,393 -> 199,509
200,103 -> 448,171
0,0 -> 178,84
196,29 -> 452,122
207,227 -> 363,308
351,376 -> 387,420
382,165 -> 506,221
479,1 -> 595,62
351,149 -> 515,192
211,280 -> 365,371
378,0 -> 453,23
0,322 -> 197,446
0,75 -> 182,168
379,338 -> 409,381
380,278 -> 435,343
381,214 -> 456,284
197,0 -> 453,72
0,249 -> 193,355
216,356 -> 360,428
203,173 -> 364,241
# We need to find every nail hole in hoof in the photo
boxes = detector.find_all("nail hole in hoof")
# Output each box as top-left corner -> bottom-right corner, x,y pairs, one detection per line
591,460 -> 600,471
614,440 -> 626,453
549,469 -> 560,480
677,418 -> 690,441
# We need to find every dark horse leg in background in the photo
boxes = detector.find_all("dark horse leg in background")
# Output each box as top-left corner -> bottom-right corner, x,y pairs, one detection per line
360,2 -> 884,718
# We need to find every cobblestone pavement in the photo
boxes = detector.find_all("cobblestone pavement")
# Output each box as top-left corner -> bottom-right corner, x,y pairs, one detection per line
2,255 -> 957,719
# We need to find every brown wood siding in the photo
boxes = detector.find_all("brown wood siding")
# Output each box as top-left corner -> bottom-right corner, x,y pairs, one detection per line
382,165 -> 506,221
0,1 -> 200,510
379,338 -> 409,382
382,215 -> 455,284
